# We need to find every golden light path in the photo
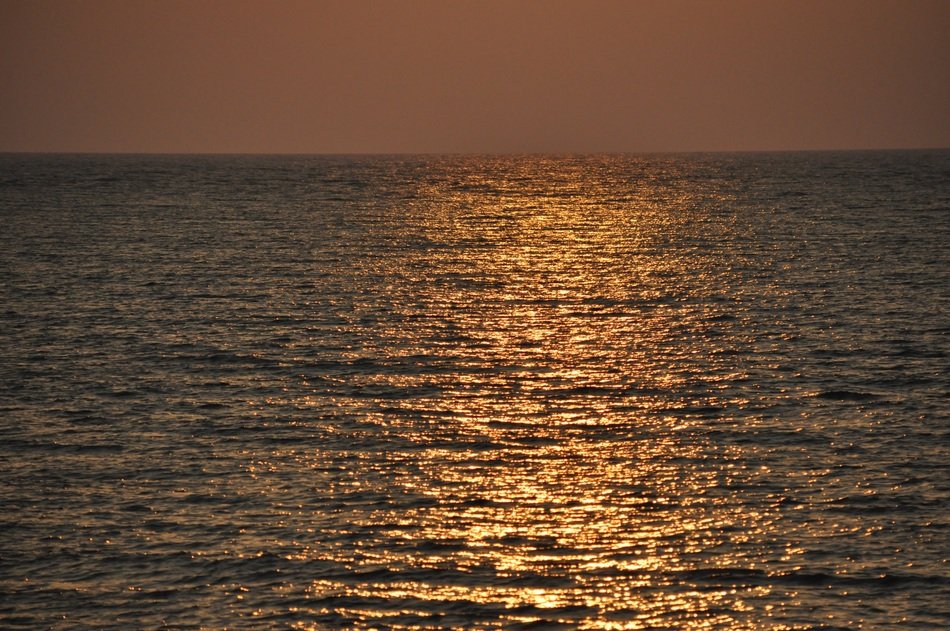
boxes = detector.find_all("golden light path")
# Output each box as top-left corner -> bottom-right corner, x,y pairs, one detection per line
240,158 -> 798,628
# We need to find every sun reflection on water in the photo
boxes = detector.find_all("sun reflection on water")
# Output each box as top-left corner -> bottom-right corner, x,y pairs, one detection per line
264,158 -> 785,627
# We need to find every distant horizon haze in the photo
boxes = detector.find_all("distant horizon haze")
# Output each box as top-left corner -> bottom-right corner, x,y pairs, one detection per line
2,147 -> 950,158
2,0 -> 948,154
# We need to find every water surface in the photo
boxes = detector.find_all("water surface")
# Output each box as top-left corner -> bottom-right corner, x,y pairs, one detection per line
1,152 -> 948,628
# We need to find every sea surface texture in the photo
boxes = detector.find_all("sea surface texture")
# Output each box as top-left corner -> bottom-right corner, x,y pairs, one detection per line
1,152 -> 948,629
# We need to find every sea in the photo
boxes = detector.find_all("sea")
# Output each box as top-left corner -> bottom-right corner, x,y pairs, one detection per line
0,151 -> 947,629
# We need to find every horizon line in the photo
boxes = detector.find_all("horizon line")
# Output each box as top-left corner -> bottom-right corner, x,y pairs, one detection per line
2,146 -> 948,158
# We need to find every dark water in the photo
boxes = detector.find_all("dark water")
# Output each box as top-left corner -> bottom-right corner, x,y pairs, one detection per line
1,151 -> 948,629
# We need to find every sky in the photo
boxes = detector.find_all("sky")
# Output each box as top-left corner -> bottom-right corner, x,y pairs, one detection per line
1,0 -> 948,154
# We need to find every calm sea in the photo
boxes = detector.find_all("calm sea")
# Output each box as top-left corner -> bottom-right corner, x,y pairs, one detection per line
1,152 -> 948,629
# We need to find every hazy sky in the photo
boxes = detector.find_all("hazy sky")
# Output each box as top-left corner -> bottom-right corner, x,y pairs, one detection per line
1,0 -> 948,154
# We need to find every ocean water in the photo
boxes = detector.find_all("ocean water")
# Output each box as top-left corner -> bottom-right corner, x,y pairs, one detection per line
0,151 -> 947,629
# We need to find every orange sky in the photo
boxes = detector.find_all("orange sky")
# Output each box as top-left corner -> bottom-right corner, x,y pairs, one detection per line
1,0 -> 948,153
